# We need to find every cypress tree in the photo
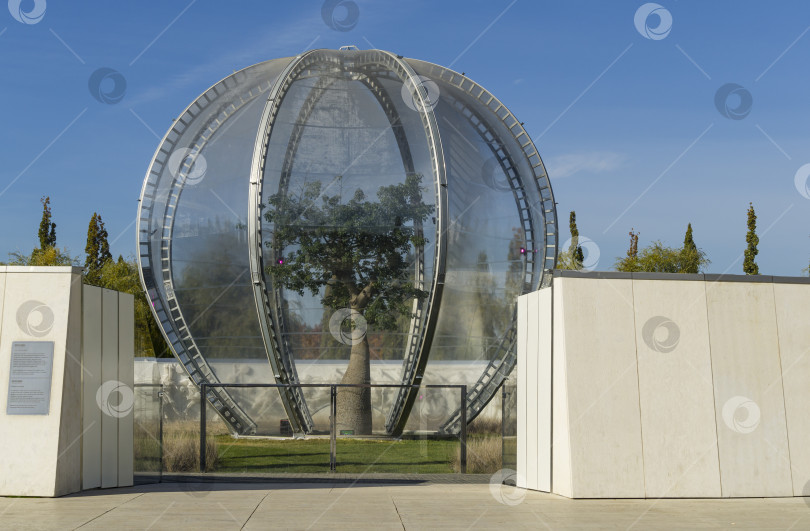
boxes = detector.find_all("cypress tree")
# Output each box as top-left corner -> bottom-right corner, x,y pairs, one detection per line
98,216 -> 111,264
85,213 -> 112,284
38,196 -> 56,249
743,203 -> 759,275
628,228 -> 639,259
568,211 -> 584,269
682,223 -> 699,274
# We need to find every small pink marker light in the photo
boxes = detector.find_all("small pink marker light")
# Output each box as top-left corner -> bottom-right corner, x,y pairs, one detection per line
520,247 -> 526,254
278,259 -> 284,264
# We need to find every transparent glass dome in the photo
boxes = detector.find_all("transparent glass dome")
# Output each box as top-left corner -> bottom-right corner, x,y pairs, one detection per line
137,48 -> 557,435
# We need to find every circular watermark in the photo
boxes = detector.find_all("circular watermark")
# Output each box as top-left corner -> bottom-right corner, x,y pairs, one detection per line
634,3 -> 672,40
489,469 -> 527,506
480,157 -> 514,192
401,75 -> 440,113
641,316 -> 680,353
88,67 -> 127,105
8,0 -> 45,24
714,83 -> 753,120
793,163 -> 810,200
321,0 -> 359,32
722,395 -> 760,434
168,148 -> 208,186
416,389 -> 449,431
96,380 -> 134,418
329,308 -> 367,345
16,300 -> 54,337
560,235 -> 600,271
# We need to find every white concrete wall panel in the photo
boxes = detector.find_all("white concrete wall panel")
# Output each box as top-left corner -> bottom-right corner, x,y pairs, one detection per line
81,286 -> 102,490
705,281 -> 792,497
100,289 -> 119,489
516,295 -> 528,489
632,279 -> 721,498
525,292 -> 539,490
773,283 -> 810,495
551,280 -> 572,498
117,293 -> 134,487
536,287 -> 552,493
54,273 -> 83,497
559,277 -> 645,498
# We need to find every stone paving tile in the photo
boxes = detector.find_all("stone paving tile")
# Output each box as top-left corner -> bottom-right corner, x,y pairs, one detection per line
4,481 -> 810,529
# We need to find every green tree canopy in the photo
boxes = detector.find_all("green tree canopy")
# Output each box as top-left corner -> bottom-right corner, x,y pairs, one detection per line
84,212 -> 112,284
8,246 -> 78,266
615,231 -> 710,274
96,256 -> 169,358
265,173 -> 434,327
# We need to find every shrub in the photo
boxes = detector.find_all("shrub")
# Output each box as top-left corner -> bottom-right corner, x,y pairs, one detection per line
467,416 -> 501,435
454,436 -> 502,474
161,421 -> 220,472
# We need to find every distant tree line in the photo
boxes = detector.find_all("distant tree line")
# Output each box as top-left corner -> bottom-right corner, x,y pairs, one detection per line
6,197 -> 169,357
557,202 -> 781,275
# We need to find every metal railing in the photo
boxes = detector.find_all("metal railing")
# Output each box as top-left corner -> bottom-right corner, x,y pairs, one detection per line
199,383 -> 468,474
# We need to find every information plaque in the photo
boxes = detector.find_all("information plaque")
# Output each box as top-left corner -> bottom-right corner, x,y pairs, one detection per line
6,341 -> 54,415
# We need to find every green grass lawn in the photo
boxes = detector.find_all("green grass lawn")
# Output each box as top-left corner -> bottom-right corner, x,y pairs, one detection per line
212,436 -> 461,474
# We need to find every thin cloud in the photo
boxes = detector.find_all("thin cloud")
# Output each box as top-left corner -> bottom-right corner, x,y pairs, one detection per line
546,151 -> 626,179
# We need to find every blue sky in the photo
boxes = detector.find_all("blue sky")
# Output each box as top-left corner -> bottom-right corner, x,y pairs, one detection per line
1,0 -> 809,275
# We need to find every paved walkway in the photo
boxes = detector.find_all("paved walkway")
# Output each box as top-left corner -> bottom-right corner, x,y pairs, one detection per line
3,478 -> 810,529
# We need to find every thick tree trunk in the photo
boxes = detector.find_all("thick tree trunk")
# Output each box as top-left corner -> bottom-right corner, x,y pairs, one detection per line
336,336 -> 372,435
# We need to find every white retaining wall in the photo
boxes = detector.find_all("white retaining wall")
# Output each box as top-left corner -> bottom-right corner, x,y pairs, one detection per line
518,272 -> 810,499
134,358 -> 502,433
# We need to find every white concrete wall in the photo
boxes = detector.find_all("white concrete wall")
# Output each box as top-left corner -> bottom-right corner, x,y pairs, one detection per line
0,267 -> 83,497
705,281 -> 792,497
773,283 -> 810,495
555,276 -> 645,498
81,286 -> 102,490
633,279 -> 720,498
551,279 -> 572,497
81,286 -> 134,491
0,270 -> 134,497
519,272 -> 810,499
117,293 -> 134,487
515,288 -> 551,492
516,296 -> 527,488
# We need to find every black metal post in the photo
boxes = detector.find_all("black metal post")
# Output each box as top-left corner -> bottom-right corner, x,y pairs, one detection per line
200,383 -> 207,473
330,385 -> 337,472
460,385 -> 467,474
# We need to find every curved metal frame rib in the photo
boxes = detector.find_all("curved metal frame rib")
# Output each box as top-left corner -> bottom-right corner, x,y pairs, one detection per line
269,68 -> 428,433
137,63 -> 281,435
403,62 -> 558,434
248,49 -> 448,435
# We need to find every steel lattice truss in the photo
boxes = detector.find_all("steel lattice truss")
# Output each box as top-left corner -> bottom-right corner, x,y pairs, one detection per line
137,49 -> 557,436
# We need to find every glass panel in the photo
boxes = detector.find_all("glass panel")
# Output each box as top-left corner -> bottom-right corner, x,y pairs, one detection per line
501,379 -> 517,473
259,51 -> 438,435
133,385 -> 162,484
142,58 -> 293,378
406,58 -> 543,401
336,386 -> 461,474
